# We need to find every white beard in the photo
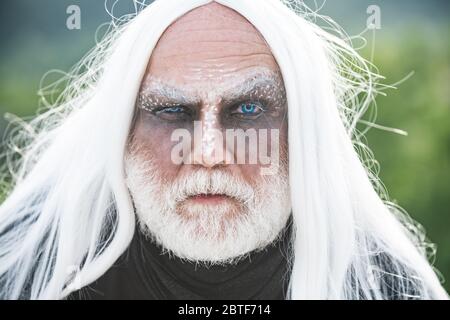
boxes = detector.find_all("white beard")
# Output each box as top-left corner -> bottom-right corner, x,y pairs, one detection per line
124,155 -> 291,265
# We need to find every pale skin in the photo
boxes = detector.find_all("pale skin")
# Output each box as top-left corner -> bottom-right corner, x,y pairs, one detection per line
128,2 -> 288,209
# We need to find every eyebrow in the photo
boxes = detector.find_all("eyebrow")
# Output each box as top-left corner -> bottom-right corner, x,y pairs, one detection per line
137,69 -> 286,109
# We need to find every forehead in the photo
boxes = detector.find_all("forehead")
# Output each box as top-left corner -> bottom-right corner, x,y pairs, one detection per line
143,2 -> 280,91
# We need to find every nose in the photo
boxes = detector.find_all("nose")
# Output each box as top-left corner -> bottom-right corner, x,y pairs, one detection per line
190,104 -> 234,168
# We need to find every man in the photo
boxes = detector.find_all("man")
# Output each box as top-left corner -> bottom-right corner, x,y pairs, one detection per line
0,0 -> 447,299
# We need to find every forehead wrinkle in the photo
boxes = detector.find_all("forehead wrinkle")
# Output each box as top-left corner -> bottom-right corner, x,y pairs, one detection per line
161,27 -> 267,43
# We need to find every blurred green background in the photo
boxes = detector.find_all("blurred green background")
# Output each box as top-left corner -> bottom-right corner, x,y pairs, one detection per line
0,1 -> 448,292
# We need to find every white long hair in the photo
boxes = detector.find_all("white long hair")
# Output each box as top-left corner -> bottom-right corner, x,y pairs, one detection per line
0,0 -> 447,299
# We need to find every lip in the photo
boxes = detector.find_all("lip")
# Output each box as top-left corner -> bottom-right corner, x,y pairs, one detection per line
186,194 -> 233,205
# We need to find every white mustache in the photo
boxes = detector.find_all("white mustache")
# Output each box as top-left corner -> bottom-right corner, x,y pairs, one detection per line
166,169 -> 255,204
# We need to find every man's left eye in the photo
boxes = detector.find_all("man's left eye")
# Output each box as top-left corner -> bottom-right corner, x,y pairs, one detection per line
231,102 -> 265,118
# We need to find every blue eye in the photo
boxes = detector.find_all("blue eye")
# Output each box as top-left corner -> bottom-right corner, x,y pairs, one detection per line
162,106 -> 184,113
240,103 -> 258,114
232,102 -> 264,118
152,105 -> 192,121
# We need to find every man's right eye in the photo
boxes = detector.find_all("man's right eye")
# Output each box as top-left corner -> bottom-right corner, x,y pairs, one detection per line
149,105 -> 193,121
157,106 -> 185,114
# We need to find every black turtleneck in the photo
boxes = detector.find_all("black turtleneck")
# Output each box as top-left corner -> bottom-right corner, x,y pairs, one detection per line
69,220 -> 292,300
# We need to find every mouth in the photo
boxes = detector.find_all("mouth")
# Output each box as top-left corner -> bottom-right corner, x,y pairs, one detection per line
185,193 -> 235,205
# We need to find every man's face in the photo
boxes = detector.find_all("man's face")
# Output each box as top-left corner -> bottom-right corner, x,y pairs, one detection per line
125,3 -> 291,263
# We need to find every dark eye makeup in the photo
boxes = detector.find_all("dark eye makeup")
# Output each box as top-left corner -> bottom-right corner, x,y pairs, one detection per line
149,105 -> 194,121
136,91 -> 285,125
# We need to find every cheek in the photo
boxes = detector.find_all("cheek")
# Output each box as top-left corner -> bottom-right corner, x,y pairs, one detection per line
130,116 -> 184,180
233,116 -> 288,183
278,119 -> 289,158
